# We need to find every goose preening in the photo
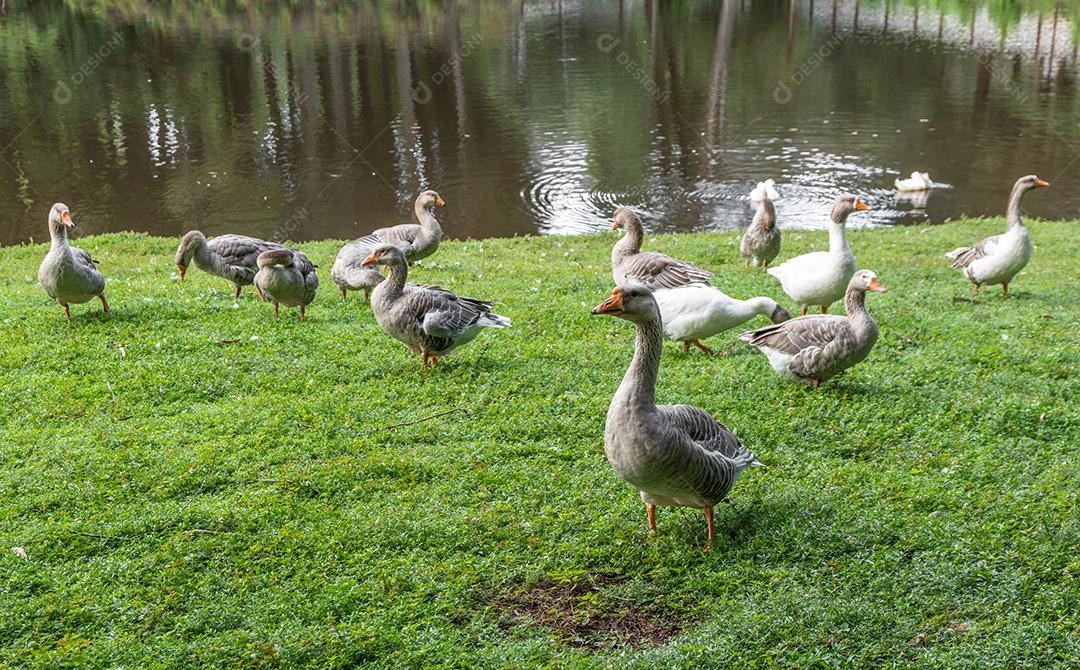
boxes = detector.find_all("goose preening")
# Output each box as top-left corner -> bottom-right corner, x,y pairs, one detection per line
894,171 -> 935,192
38,203 -> 108,320
362,244 -> 510,366
253,249 -> 319,319
330,247 -> 385,302
653,284 -> 791,355
611,207 -> 713,290
175,231 -> 284,298
945,175 -> 1047,297
749,179 -> 779,203
740,270 -> 885,388
767,195 -> 869,315
740,195 -> 780,268
592,285 -> 762,544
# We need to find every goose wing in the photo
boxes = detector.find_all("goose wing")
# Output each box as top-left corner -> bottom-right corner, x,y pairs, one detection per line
742,315 -> 853,378
659,404 -> 758,467
402,284 -> 492,338
352,223 -> 422,253
620,251 -> 713,290
210,235 -> 284,284
946,233 -> 1002,269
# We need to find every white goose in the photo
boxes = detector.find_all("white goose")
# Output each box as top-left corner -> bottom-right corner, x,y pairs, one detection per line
894,171 -> 935,192
749,179 -> 780,203
767,195 -> 869,315
653,284 -> 790,355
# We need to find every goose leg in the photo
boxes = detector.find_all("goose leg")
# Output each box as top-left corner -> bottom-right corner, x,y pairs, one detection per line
682,342 -> 691,353
62,303 -> 70,321
257,286 -> 267,301
646,503 -> 657,533
429,356 -> 438,367
300,305 -> 306,320
273,302 -> 279,318
820,305 -> 828,314
801,306 -> 807,316
692,341 -> 716,356
704,506 -> 715,544
1002,282 -> 1009,298
341,287 -> 347,301
364,290 -> 371,303
811,379 -> 821,389
971,283 -> 980,295
99,294 -> 109,314
422,353 -> 430,366
234,284 -> 241,298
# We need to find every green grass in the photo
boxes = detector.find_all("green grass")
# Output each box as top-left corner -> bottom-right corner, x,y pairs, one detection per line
0,220 -> 1077,669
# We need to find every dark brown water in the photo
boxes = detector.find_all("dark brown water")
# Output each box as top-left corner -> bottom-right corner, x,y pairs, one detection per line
1,0 -> 1077,245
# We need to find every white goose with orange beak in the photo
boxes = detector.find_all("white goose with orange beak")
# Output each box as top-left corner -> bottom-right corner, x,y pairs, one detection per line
767,194 -> 870,315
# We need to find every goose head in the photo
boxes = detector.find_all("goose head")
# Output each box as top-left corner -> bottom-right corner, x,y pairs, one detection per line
256,249 -> 295,269
831,194 -> 871,224
361,243 -> 408,269
1016,175 -> 1050,192
48,203 -> 74,233
416,190 -> 446,209
849,269 -> 886,293
611,207 -> 641,232
591,284 -> 659,324
175,230 -> 208,280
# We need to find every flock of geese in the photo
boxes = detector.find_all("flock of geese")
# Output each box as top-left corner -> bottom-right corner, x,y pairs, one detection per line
35,174 -> 1048,543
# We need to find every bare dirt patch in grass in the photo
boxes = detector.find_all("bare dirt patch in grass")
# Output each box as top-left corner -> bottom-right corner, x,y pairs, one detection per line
495,575 -> 684,650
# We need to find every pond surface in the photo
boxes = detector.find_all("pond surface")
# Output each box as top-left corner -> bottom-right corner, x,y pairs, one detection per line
0,0 -> 1077,245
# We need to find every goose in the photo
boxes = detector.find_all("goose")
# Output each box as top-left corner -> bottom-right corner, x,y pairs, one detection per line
611,207 -> 713,290
253,249 -> 319,319
175,231 -> 284,298
330,245 -> 384,302
740,270 -> 885,388
654,284 -> 790,355
592,285 -> 762,544
895,171 -> 935,192
38,203 -> 108,320
749,179 -> 780,203
945,175 -> 1047,297
767,195 -> 869,315
331,190 -> 444,301
740,195 -> 780,268
362,244 -> 510,366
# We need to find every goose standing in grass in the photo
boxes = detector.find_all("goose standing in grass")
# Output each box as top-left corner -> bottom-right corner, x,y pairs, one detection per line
362,245 -> 510,366
767,195 -> 869,315
174,231 -> 284,298
611,207 -> 713,289
38,203 -> 108,320
654,284 -> 790,355
332,190 -> 445,301
895,171 -> 935,192
740,270 -> 885,388
740,194 -> 780,268
592,285 -> 762,544
945,175 -> 1047,297
254,249 -> 319,320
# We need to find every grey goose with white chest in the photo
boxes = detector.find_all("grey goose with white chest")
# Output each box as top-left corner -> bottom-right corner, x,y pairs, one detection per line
592,285 -> 762,544
38,203 -> 109,320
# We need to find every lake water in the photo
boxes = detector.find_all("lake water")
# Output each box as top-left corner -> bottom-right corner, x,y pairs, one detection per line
0,0 -> 1077,245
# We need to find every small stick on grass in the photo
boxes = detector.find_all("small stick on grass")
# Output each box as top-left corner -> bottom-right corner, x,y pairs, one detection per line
380,408 -> 469,431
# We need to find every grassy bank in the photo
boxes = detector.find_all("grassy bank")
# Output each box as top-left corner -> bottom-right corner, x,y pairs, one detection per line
0,220 -> 1077,669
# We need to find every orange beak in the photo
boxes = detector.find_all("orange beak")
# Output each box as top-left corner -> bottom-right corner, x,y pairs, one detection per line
868,277 -> 886,293
611,221 -> 621,231
1034,178 -> 1050,188
360,252 -> 378,266
177,264 -> 187,280
854,199 -> 871,212
591,288 -> 624,315
60,211 -> 74,226
435,195 -> 446,206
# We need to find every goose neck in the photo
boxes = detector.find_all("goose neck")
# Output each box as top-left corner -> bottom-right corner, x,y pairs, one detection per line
1006,184 -> 1028,231
616,314 -> 663,410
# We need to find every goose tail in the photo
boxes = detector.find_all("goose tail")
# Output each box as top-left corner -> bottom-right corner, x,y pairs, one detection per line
480,312 -> 511,328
